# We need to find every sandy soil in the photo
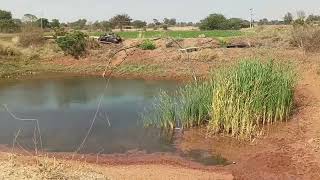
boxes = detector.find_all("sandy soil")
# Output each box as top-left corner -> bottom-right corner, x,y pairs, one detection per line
0,152 -> 233,180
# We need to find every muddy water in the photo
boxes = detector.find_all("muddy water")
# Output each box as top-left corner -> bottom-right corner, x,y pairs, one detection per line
0,76 -> 227,165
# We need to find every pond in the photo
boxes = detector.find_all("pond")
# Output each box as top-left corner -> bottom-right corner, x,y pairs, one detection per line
0,76 -> 228,165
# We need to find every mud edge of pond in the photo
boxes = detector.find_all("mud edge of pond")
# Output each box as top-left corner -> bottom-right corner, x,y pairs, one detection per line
0,71 -> 195,82
0,145 -> 230,172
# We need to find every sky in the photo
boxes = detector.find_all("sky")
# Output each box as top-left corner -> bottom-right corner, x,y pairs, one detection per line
1,0 -> 320,23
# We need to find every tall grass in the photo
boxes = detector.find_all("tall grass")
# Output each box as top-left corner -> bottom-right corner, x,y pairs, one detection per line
142,80 -> 214,129
142,90 -> 176,130
177,81 -> 214,128
143,59 -> 295,139
209,60 -> 295,138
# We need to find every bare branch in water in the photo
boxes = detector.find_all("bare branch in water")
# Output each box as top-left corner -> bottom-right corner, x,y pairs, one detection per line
3,104 -> 43,152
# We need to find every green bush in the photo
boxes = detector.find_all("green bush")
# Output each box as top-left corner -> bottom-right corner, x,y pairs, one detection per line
139,39 -> 156,50
56,31 -> 87,59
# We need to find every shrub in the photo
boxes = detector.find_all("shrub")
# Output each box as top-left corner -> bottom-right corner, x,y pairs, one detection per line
208,60 -> 295,138
56,31 -> 87,59
162,24 -> 168,31
291,25 -> 320,52
86,37 -> 100,49
139,39 -> 156,50
18,26 -> 45,47
53,27 -> 67,38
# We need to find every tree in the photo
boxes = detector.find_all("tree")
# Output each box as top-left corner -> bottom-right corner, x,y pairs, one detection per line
132,20 -> 147,29
0,10 -> 12,20
0,10 -> 20,33
22,14 -> 38,23
100,21 -> 112,31
163,18 -> 177,26
258,18 -> 269,25
69,19 -> 87,30
153,19 -> 161,26
187,22 -> 194,26
227,18 -> 249,29
297,11 -> 306,20
36,18 -> 50,28
110,14 -> 132,31
50,19 -> 60,28
306,14 -> 320,23
294,11 -> 306,26
284,12 -> 293,25
199,14 -> 228,30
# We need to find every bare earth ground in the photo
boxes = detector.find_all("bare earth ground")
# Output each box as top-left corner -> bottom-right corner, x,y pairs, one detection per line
1,37 -> 320,179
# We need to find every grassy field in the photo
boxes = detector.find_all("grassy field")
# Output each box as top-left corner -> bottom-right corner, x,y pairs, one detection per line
90,30 -> 244,39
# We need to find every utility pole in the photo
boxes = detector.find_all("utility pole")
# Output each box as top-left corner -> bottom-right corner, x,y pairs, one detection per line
250,8 -> 254,28
40,10 -> 44,30
40,17 -> 43,29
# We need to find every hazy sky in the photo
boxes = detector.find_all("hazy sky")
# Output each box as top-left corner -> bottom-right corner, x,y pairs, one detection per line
1,0 -> 319,23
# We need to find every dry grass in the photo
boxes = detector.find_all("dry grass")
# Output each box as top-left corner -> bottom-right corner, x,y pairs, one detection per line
189,49 -> 219,62
0,153 -> 107,180
290,25 -> 320,53
0,43 -> 21,56
18,26 -> 45,47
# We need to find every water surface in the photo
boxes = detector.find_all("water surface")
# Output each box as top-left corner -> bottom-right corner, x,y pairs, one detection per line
0,76 -> 228,165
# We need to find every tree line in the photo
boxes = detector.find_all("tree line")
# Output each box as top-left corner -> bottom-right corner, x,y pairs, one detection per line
258,11 -> 320,25
2,9 -> 320,33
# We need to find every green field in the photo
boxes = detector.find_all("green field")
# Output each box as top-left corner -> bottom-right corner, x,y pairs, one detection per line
90,30 -> 244,39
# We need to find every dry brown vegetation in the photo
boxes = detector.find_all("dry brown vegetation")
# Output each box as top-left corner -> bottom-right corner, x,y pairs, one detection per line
290,25 -> 320,53
0,152 -> 107,179
18,26 -> 45,47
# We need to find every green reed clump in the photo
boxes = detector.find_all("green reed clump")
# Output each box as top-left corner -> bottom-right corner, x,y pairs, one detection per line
143,59 -> 295,139
208,60 -> 295,138
177,81 -> 214,128
143,80 -> 214,129
142,90 -> 176,129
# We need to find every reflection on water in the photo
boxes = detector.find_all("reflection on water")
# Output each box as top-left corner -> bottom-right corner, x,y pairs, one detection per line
0,77 -> 179,154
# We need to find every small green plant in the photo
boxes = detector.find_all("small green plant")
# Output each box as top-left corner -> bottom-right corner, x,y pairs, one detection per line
139,39 -> 156,50
218,39 -> 229,48
56,31 -> 87,59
